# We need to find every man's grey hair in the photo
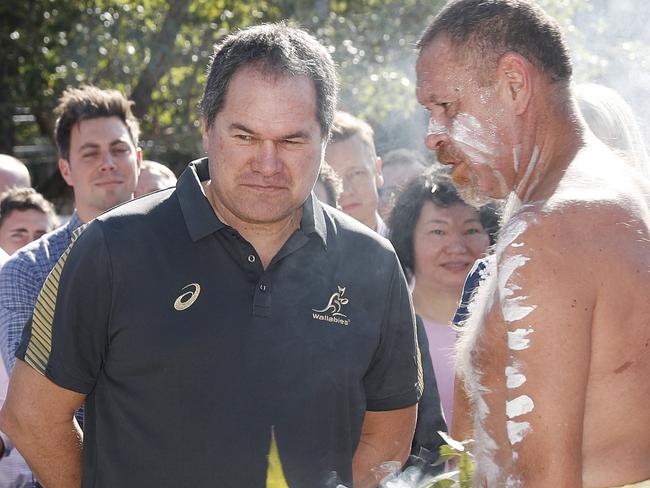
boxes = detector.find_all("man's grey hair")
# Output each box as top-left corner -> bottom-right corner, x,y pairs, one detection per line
418,0 -> 572,84
200,22 -> 338,137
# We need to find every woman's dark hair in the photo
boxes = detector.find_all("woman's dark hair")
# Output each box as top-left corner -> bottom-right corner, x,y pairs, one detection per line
388,170 -> 499,279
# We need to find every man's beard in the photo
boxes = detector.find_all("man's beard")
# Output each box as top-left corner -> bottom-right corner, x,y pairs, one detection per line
452,169 -> 493,208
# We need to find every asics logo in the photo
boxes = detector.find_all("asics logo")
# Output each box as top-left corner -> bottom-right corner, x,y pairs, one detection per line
174,283 -> 201,311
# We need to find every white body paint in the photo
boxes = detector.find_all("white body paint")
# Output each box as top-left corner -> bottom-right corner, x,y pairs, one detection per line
507,420 -> 532,445
506,365 -> 527,389
508,328 -> 534,351
455,254 -> 502,485
506,474 -> 523,488
506,395 -> 535,418
513,145 -> 522,173
455,188 -> 545,485
514,145 -> 540,197
498,198 -> 540,478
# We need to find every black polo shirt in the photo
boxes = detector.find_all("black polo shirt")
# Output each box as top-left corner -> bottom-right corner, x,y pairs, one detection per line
18,158 -> 422,488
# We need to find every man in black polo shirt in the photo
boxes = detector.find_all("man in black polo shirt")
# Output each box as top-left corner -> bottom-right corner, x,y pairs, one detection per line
1,23 -> 422,488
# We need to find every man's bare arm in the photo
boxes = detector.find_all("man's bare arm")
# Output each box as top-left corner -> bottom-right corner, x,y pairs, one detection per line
450,377 -> 472,442
352,405 -> 417,488
0,360 -> 85,487
487,212 -> 595,487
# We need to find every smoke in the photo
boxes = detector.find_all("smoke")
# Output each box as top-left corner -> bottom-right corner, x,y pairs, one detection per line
342,0 -> 650,162
542,0 -> 650,146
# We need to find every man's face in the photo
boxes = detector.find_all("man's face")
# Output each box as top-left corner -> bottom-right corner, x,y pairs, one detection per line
0,209 -> 54,255
416,36 -> 514,205
202,66 -> 324,227
59,116 -> 140,221
325,135 -> 383,229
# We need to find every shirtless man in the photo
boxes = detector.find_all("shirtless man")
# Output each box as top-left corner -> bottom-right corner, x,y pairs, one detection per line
415,1 -> 650,487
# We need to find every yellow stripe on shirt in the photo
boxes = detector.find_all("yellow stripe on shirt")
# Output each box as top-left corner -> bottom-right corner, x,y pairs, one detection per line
24,226 -> 85,374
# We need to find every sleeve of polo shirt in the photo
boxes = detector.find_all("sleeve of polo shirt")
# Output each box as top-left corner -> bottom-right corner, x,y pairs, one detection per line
363,257 -> 423,411
15,222 -> 110,395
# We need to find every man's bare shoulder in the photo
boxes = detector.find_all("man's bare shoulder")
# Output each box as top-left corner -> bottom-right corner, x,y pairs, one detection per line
506,171 -> 649,267
545,141 -> 650,227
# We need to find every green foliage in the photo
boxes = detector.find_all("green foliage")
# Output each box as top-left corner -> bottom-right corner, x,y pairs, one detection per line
2,0 -> 444,169
424,432 -> 473,488
3,0 -> 650,174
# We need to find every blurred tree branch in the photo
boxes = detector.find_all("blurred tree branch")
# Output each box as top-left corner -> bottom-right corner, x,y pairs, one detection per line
130,0 -> 192,119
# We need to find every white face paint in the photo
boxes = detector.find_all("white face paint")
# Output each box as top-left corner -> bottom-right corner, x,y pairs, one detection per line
505,365 -> 526,389
506,395 -> 535,418
449,112 -> 500,167
427,118 -> 447,136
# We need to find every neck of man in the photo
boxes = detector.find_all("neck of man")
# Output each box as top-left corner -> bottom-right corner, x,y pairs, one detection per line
361,211 -> 380,232
75,205 -> 106,225
204,183 -> 302,269
512,86 -> 586,204
235,212 -> 303,269
412,280 -> 461,325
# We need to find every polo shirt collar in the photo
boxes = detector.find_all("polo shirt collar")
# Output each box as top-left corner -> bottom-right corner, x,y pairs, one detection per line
301,193 -> 328,246
177,157 -> 328,246
177,158 -> 225,241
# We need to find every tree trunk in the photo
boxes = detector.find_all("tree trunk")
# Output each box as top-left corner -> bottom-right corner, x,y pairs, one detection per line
129,0 -> 193,119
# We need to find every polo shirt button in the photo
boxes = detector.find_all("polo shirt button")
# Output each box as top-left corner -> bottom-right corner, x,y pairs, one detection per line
259,284 -> 267,292
247,255 -> 256,263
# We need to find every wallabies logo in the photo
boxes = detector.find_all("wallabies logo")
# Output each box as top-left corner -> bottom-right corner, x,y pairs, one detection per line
312,286 -> 351,326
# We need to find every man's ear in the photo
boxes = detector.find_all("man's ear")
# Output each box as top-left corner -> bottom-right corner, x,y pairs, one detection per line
497,52 -> 532,116
58,158 -> 74,187
136,147 -> 143,172
374,156 -> 384,188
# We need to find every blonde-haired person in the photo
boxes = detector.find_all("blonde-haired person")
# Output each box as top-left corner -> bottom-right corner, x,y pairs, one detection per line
575,82 -> 650,179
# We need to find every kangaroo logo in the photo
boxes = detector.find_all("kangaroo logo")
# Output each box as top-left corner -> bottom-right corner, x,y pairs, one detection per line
312,286 -> 350,326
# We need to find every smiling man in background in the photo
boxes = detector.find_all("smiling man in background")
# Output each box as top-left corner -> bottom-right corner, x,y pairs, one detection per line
0,85 -> 140,488
0,85 -> 141,375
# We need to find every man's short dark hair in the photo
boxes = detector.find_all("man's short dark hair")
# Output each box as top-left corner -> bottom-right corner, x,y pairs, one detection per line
0,188 -> 57,229
200,22 -> 338,137
54,85 -> 140,160
418,0 -> 572,84
388,170 -> 498,279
